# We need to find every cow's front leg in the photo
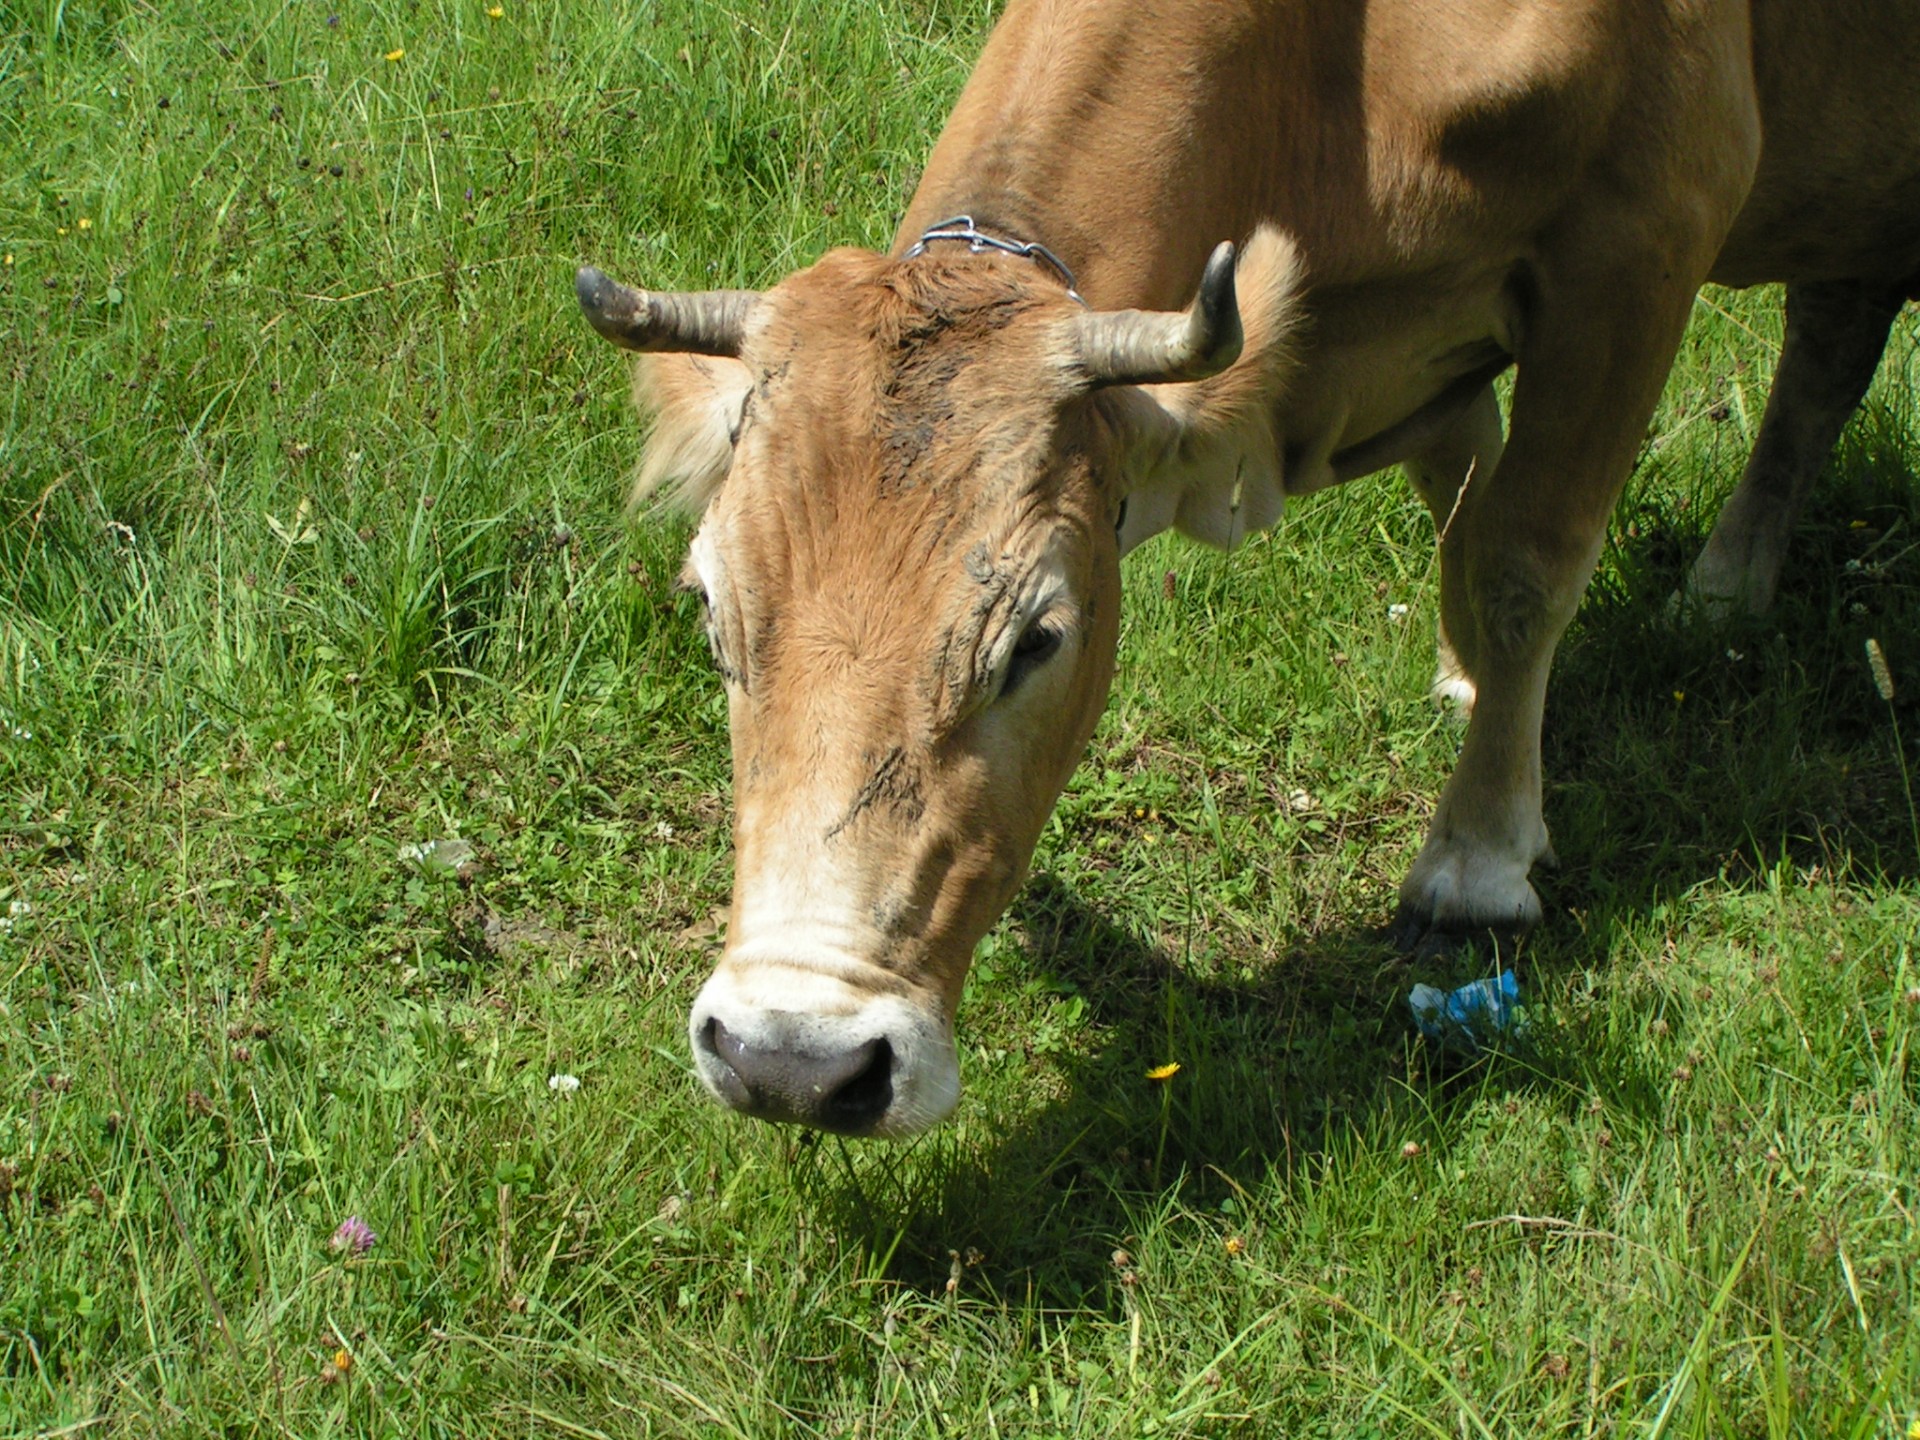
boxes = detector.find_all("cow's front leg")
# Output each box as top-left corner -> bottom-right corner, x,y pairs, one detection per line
1393,262 -> 1708,947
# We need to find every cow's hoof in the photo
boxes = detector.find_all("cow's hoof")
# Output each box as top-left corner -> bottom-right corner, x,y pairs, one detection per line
1391,861 -> 1543,954
1429,666 -> 1477,716
1386,908 -> 1523,960
1670,560 -> 1775,628
1429,633 -> 1477,716
1665,582 -> 1737,629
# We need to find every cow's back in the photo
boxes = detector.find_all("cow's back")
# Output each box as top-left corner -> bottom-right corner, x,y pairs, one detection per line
905,0 -> 1920,300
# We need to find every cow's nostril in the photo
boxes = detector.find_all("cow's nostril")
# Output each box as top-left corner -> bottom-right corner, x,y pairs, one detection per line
703,1017 -> 895,1134
820,1037 -> 893,1132
696,1015 -> 752,1110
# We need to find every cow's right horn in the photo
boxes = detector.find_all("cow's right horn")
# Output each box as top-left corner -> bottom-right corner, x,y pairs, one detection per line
1072,241 -> 1242,387
575,266 -> 760,356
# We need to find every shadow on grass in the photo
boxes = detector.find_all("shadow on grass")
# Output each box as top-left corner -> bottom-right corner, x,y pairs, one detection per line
1546,434 -> 1920,918
797,875 -> 1638,1302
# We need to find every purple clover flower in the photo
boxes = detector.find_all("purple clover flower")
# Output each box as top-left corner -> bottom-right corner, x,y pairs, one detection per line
330,1216 -> 377,1254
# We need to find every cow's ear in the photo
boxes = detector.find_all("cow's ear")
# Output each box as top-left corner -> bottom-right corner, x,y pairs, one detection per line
1101,228 -> 1302,554
629,353 -> 754,516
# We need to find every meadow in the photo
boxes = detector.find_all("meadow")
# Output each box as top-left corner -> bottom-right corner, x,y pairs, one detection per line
1,1 -> 1916,1435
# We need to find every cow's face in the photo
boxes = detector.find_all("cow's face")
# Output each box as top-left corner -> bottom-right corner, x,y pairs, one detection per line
580,232 -> 1298,1135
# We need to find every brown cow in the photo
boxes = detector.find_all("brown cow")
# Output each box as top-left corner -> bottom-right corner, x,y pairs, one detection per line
578,0 -> 1920,1135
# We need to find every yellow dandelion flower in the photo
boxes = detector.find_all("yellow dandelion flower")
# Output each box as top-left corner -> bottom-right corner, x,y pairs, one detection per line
1146,1062 -> 1181,1082
1672,690 -> 1685,703
1907,1419 -> 1920,1440
77,218 -> 92,231
1223,1235 -> 1245,1255
385,47 -> 405,61
333,1347 -> 353,1372
487,4 -> 503,14
56,227 -> 68,236
3,254 -> 12,266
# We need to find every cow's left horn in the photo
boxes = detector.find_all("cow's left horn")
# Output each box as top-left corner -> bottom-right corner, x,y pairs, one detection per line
1073,241 -> 1242,387
575,266 -> 760,357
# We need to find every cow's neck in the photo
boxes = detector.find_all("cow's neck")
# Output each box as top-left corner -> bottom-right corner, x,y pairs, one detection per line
895,1 -> 1337,310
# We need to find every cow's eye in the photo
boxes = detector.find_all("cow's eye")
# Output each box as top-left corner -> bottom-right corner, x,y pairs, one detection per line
1000,621 -> 1063,699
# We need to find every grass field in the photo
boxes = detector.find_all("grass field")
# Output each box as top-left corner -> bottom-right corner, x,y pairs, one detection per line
3,1 -> 1918,1435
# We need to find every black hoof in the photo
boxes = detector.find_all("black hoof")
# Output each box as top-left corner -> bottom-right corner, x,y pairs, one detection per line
1386,907 -> 1523,962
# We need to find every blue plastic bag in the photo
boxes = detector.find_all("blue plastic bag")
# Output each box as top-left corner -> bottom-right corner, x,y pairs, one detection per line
1408,969 -> 1525,1052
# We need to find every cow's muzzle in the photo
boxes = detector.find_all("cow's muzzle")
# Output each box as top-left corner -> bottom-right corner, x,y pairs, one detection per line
687,961 -> 960,1137
699,1019 -> 894,1132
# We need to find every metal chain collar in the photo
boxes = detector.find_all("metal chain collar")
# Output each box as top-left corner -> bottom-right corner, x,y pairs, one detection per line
903,215 -> 1088,307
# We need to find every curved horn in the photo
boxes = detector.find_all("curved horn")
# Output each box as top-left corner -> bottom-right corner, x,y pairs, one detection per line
575,265 -> 760,357
1073,241 -> 1243,387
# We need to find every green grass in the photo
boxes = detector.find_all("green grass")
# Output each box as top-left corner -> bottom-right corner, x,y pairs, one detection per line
2,2 -> 1917,1435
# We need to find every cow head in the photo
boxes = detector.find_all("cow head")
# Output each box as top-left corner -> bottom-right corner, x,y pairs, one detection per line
578,230 -> 1300,1136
